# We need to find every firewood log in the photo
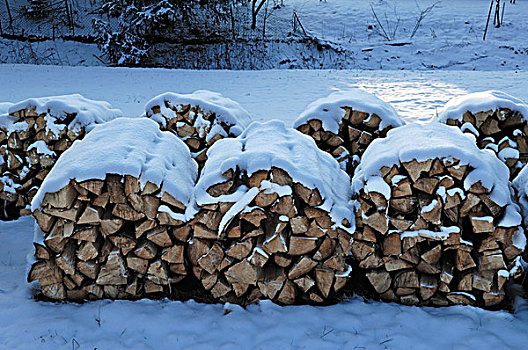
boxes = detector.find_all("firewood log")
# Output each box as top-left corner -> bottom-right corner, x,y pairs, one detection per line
294,90 -> 404,176
190,121 -> 354,305
28,175 -> 192,301
351,123 -> 526,308
436,91 -> 528,180
27,118 -> 198,302
145,91 -> 251,171
0,95 -> 122,221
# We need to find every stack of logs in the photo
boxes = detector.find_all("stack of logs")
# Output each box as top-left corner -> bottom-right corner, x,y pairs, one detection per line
0,97 -> 121,220
296,109 -> 399,176
28,175 -> 191,301
1,107 -> 80,219
145,93 -> 249,170
352,157 -> 524,307
440,106 -> 528,180
190,166 -> 353,305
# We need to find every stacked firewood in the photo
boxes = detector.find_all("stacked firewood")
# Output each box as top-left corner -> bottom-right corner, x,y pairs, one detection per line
0,95 -> 122,220
294,90 -> 404,176
145,90 -> 251,170
512,164 -> 528,271
351,123 -> 526,307
190,120 -> 354,305
436,90 -> 528,180
27,118 -> 198,301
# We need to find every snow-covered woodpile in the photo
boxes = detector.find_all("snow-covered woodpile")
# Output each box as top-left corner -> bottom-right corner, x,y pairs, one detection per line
145,90 -> 252,170
351,123 -> 526,307
27,118 -> 198,301
436,90 -> 528,180
293,90 -> 404,176
0,95 -> 122,221
190,120 -> 354,305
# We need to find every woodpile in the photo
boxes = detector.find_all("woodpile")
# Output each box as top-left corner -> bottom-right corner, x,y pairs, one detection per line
190,120 -> 354,305
145,91 -> 251,170
436,90 -> 528,180
294,90 -> 404,176
512,165 -> 528,270
351,123 -> 526,308
27,118 -> 198,301
0,95 -> 122,220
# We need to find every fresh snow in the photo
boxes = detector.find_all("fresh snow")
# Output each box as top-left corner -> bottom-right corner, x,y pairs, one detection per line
352,123 -> 523,230
293,89 -> 404,134
145,90 -> 252,137
0,102 -> 12,114
6,94 -> 123,134
436,90 -> 528,123
27,140 -> 56,157
193,120 -> 353,231
31,118 -> 198,211
2,66 -> 528,125
400,226 -> 460,241
513,165 -> 528,228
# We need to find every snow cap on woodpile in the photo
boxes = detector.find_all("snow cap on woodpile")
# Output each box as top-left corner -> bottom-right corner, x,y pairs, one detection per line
0,102 -> 12,115
436,90 -> 528,124
6,94 -> 123,134
193,120 -> 354,231
0,102 -> 13,130
513,165 -> 528,227
352,123 -> 523,229
293,89 -> 404,134
31,117 -> 198,211
145,90 -> 252,136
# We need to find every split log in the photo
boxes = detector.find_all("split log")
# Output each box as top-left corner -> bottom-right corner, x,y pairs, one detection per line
144,90 -> 251,170
0,95 -> 122,220
436,91 -> 528,180
190,121 -> 354,305
351,123 -> 525,308
294,90 -> 404,176
27,118 -> 198,301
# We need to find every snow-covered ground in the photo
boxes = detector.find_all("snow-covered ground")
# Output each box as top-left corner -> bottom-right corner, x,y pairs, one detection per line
272,0 -> 528,70
1,64 -> 527,124
1,64 -> 528,348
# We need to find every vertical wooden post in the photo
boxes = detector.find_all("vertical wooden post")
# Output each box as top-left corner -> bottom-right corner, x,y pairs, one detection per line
483,0 -> 494,40
501,1 -> 505,24
494,0 -> 501,28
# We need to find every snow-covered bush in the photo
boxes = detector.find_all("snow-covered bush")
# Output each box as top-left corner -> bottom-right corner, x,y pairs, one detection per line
93,0 -> 234,66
